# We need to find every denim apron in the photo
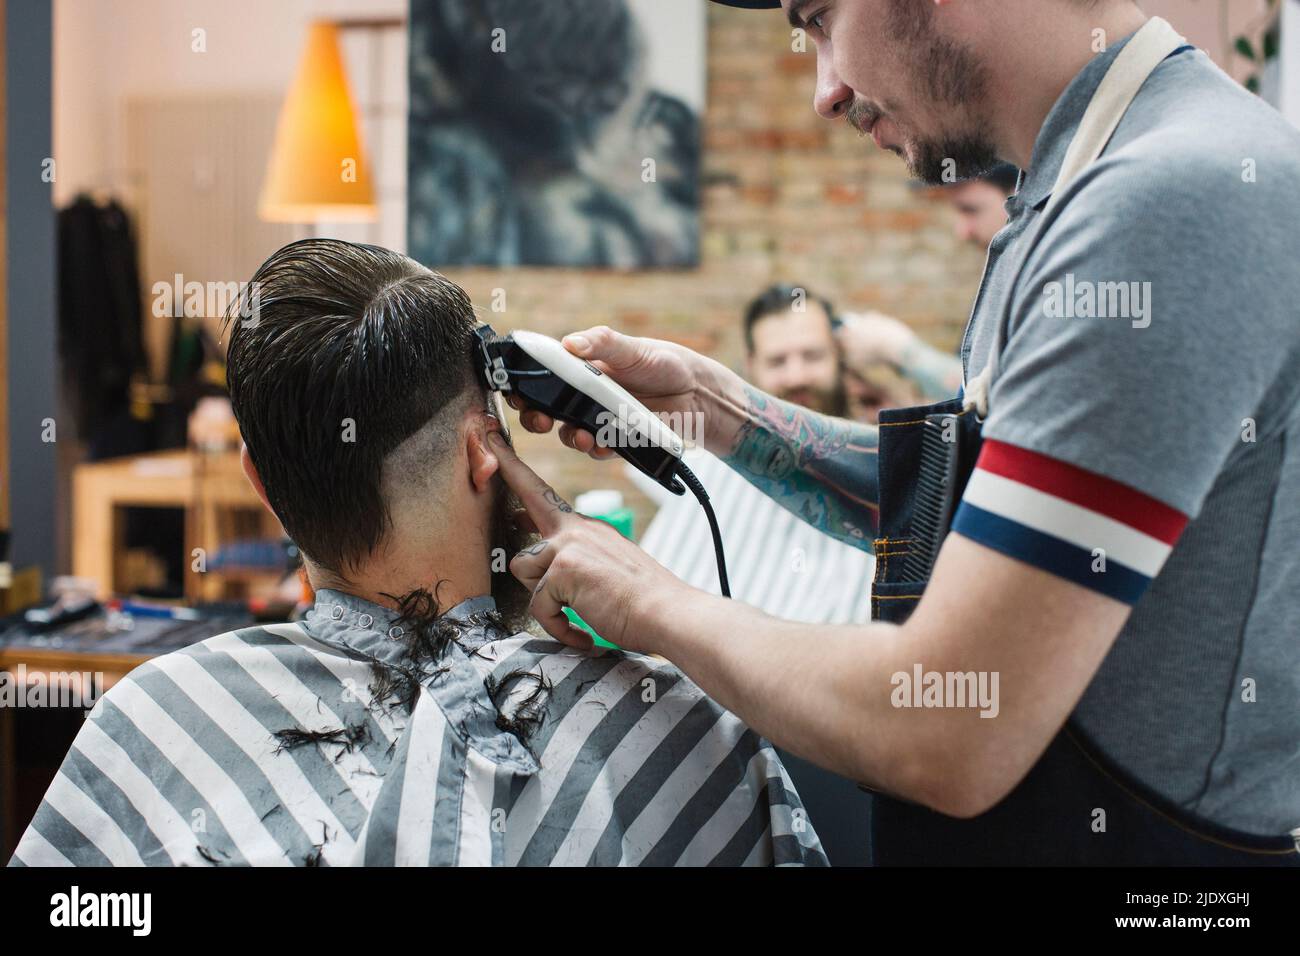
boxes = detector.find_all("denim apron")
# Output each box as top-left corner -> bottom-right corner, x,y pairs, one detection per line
867,18 -> 1300,866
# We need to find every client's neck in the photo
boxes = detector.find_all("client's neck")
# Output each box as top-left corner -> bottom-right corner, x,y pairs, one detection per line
308,522 -> 493,617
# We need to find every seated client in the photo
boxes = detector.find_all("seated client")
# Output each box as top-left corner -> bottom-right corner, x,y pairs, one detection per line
10,239 -> 826,867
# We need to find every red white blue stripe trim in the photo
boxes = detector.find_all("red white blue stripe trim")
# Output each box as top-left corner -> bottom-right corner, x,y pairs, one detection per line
952,439 -> 1188,605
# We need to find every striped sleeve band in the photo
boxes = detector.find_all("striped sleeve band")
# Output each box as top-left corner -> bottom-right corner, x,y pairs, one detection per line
951,439 -> 1189,605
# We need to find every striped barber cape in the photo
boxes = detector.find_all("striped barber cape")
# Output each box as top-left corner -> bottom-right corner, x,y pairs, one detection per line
9,589 -> 826,867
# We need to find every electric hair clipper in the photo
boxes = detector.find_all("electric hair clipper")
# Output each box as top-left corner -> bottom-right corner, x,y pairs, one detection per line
474,324 -> 730,597
475,325 -> 686,492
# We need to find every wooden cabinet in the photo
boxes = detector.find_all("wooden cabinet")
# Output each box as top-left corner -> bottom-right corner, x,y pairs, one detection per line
72,449 -> 284,601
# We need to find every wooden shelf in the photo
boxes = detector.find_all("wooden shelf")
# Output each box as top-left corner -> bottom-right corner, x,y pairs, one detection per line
72,448 -> 283,601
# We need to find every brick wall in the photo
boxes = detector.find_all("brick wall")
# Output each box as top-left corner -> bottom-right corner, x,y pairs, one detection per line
436,5 -> 988,532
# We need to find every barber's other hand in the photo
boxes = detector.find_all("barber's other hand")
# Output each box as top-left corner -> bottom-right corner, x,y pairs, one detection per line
490,430 -> 682,653
504,325 -> 718,460
835,310 -> 918,371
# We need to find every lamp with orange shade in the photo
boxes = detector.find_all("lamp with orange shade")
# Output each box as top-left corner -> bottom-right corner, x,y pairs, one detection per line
259,20 -> 377,223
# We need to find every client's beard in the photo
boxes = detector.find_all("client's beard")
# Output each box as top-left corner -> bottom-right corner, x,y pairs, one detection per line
775,379 -> 849,418
489,483 -> 541,635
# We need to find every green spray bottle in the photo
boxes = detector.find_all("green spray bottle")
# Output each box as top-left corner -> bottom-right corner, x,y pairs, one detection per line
563,490 -> 635,648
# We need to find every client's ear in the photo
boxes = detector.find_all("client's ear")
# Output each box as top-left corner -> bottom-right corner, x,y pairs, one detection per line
240,444 -> 274,514
466,414 -> 508,493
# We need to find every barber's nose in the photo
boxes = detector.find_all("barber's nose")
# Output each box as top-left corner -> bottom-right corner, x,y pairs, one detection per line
814,51 -> 853,120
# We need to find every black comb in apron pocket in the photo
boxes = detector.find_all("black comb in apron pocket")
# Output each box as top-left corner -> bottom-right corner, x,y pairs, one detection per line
871,402 -> 980,626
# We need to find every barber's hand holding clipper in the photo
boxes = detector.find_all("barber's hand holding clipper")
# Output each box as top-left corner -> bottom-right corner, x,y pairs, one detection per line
503,326 -> 740,461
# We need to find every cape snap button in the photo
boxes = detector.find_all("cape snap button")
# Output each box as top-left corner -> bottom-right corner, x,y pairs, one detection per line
358,614 -> 373,629
388,625 -> 404,640
331,605 -> 344,620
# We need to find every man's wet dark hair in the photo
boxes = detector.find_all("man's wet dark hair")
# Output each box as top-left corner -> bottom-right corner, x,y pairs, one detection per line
224,238 -> 482,575
742,283 -> 837,353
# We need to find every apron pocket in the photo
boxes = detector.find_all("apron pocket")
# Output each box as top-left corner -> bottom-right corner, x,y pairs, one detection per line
873,537 -> 913,585
871,580 -> 925,625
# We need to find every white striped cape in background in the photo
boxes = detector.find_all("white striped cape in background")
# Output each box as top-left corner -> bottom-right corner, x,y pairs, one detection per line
628,449 -> 876,624
9,590 -> 827,867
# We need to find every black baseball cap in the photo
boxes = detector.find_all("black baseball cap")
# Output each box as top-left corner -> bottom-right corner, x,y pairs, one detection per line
711,0 -> 781,8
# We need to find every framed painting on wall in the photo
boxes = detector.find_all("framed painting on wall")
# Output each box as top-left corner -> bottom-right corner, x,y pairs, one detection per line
408,0 -> 704,269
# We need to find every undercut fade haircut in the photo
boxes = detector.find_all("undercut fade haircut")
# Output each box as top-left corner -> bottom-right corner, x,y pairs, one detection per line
743,282 -> 837,353
224,238 -> 482,574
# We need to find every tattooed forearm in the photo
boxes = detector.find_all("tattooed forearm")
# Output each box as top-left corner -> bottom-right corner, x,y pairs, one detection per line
898,339 -> 964,402
722,384 -> 880,550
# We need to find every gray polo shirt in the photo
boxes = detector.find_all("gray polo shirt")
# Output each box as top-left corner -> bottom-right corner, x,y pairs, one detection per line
951,30 -> 1300,836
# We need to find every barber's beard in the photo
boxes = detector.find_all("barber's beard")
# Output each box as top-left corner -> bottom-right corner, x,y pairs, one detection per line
489,484 -> 540,634
909,134 -> 1001,187
858,0 -> 1002,186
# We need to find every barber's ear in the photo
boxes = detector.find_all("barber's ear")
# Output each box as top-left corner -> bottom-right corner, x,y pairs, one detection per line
240,444 -> 274,514
467,415 -> 508,493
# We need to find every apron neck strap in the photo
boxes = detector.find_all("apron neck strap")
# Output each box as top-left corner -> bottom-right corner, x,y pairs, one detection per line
962,16 -> 1188,418
1050,16 -> 1186,209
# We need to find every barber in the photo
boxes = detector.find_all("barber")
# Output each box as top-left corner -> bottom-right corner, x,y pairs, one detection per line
491,0 -> 1300,865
